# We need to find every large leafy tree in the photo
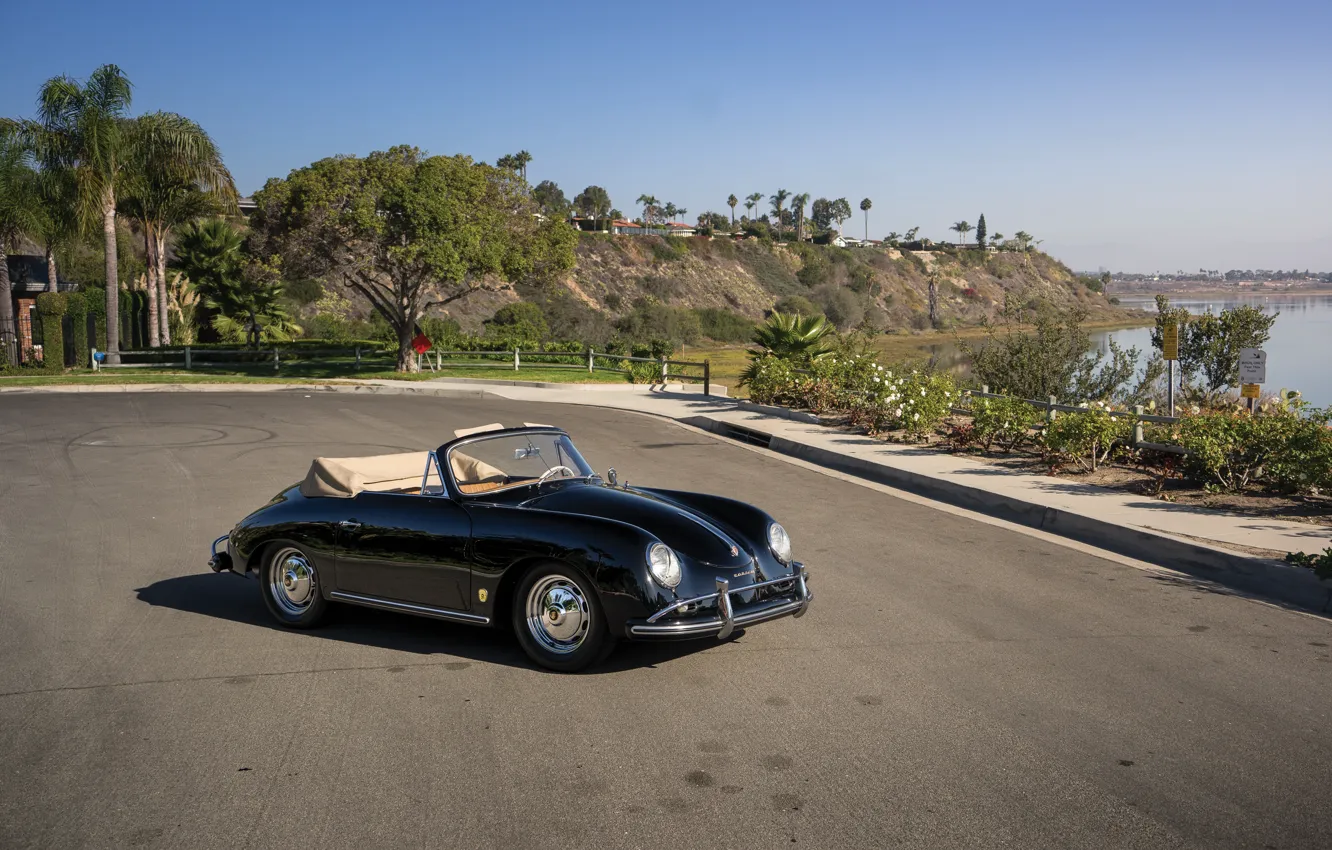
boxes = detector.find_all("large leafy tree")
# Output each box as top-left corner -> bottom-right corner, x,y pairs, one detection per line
119,112 -> 236,346
810,197 -> 833,231
249,146 -> 577,371
0,133 -> 42,364
830,197 -> 853,233
1151,295 -> 1277,393
21,65 -> 134,363
573,185 -> 612,229
532,180 -> 569,218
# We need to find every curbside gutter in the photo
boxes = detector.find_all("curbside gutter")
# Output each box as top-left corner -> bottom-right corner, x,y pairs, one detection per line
682,413 -> 1331,613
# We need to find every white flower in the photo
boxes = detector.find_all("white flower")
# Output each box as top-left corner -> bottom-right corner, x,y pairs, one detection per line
894,408 -> 903,417
921,388 -> 927,397
1191,405 -> 1201,414
914,412 -> 920,420
873,376 -> 880,383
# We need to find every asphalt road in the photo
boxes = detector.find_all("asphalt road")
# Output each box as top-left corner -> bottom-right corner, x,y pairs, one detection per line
2,391 -> 1330,850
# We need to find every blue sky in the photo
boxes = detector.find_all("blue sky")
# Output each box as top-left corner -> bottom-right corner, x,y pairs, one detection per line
3,0 -> 1329,272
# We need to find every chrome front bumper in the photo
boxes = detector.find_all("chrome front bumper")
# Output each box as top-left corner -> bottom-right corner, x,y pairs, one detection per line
627,563 -> 811,640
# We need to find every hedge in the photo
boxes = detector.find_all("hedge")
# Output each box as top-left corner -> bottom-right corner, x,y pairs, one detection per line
35,292 -> 69,373
66,292 -> 88,368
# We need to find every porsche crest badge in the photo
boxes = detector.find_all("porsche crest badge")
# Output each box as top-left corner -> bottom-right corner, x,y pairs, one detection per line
478,588 -> 488,602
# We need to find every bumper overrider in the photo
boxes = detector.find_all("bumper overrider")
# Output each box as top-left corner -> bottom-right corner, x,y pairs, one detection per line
627,563 -> 812,640
208,535 -> 234,573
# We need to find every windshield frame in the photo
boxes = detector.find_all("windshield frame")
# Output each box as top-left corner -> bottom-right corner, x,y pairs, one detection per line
438,427 -> 595,499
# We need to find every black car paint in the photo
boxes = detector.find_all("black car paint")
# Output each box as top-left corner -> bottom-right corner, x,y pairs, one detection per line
226,428 -> 804,636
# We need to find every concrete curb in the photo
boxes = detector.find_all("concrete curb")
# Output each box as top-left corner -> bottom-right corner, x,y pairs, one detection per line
0,377 -> 728,397
682,413 -> 1331,613
737,400 -> 821,424
0,382 -> 494,399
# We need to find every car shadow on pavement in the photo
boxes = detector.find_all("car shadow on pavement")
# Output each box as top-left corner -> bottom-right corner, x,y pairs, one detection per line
135,573 -> 718,674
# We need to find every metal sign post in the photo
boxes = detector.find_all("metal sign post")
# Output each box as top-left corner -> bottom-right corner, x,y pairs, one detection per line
1162,321 -> 1179,417
1238,348 -> 1266,412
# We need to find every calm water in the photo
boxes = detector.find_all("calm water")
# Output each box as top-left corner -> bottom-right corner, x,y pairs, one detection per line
918,293 -> 1332,407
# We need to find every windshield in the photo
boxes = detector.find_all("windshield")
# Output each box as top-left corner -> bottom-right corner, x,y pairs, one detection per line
446,432 -> 594,495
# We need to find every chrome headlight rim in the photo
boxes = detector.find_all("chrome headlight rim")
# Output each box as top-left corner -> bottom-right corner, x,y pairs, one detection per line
646,542 -> 682,589
767,522 -> 792,564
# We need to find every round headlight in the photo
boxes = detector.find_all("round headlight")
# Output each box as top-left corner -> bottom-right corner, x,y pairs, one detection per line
767,522 -> 792,564
647,542 -> 682,588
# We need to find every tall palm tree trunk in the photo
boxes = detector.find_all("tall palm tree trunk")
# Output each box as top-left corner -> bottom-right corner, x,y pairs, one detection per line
46,249 -> 58,293
102,196 -> 121,364
144,228 -> 160,347
0,247 -> 17,365
155,232 -> 171,345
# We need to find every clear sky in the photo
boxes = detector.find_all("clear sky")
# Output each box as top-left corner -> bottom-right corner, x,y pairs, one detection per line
3,0 -> 1328,273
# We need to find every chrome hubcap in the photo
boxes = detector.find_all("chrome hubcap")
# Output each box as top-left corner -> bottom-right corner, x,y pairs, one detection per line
269,548 -> 316,617
525,576 -> 590,654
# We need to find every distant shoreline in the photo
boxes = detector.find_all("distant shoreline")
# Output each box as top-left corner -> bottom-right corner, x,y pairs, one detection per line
1112,288 -> 1332,299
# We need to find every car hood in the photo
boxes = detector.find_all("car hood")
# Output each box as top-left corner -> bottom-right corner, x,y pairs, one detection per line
525,484 -> 754,569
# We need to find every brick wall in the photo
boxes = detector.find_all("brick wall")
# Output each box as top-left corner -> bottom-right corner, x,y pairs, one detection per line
16,297 -> 39,362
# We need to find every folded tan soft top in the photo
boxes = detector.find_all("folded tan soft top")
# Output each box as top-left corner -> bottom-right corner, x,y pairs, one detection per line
300,450 -> 507,498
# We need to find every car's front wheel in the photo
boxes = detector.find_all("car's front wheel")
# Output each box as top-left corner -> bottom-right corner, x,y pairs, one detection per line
513,564 -> 613,672
261,544 -> 329,628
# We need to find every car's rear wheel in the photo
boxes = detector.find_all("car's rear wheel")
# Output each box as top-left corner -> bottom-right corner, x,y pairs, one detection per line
261,544 -> 328,628
513,564 -> 613,672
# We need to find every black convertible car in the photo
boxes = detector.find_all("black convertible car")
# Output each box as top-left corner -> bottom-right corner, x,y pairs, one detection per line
209,424 -> 811,671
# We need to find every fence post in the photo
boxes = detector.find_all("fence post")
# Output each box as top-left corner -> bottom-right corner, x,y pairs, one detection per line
274,347 -> 280,372
355,346 -> 361,367
981,385 -> 988,395
514,348 -> 520,371
184,346 -> 191,370
704,359 -> 711,396
587,348 -> 594,373
1133,405 -> 1145,447
1047,396 -> 1057,422
91,348 -> 98,372
659,356 -> 667,383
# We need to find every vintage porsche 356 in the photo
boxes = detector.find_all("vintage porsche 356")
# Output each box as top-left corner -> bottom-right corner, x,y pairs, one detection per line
209,424 -> 812,671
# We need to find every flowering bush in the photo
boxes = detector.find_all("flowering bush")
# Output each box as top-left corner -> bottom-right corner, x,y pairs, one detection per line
1172,407 -> 1332,494
743,354 -> 804,406
967,394 -> 1043,452
1041,404 -> 1132,472
845,365 -> 957,440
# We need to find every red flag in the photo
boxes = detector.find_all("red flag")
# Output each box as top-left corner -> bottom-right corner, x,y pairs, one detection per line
412,333 -> 432,355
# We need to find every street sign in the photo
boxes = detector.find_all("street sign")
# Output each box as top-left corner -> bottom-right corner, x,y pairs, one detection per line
1241,383 -> 1261,399
1162,322 -> 1179,360
1239,348 -> 1267,384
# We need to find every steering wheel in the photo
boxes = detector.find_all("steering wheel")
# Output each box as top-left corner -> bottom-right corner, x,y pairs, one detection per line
536,466 -> 578,487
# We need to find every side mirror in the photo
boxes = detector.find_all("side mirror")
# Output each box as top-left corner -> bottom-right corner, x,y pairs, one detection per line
607,468 -> 618,486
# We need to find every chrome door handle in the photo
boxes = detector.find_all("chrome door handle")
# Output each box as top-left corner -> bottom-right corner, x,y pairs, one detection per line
338,520 -> 362,530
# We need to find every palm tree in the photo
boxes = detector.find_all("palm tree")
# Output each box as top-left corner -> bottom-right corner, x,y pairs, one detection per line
514,150 -> 532,182
26,65 -> 135,363
32,164 -> 79,294
663,202 -> 678,224
727,194 -> 738,226
740,312 -> 834,385
636,194 -> 658,226
120,112 -> 237,346
0,133 -> 42,364
790,193 -> 810,241
676,207 -> 687,227
860,198 -> 872,241
746,192 -> 763,224
950,220 -> 972,246
769,189 -> 790,239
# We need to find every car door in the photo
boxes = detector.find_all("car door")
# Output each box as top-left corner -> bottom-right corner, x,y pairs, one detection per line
333,492 -> 472,611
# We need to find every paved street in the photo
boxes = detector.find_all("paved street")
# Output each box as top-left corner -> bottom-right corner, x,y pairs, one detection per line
2,391 -> 1330,850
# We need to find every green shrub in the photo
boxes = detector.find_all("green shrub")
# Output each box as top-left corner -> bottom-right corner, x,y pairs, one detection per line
1285,548 -> 1332,581
1172,408 -> 1332,493
35,292 -> 69,373
694,307 -> 756,343
66,292 -> 89,367
968,394 -> 1043,452
1041,406 -> 1132,472
771,295 -> 821,318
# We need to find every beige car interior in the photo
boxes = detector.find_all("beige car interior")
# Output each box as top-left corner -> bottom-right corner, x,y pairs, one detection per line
299,424 -> 548,498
